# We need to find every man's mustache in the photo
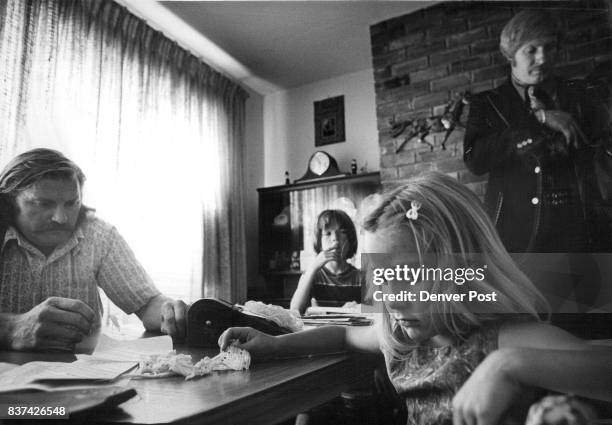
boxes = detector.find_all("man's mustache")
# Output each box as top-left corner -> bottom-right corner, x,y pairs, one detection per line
42,224 -> 73,231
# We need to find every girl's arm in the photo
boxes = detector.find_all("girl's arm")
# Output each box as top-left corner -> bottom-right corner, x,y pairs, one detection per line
452,321 -> 612,425
290,267 -> 319,314
290,248 -> 339,314
218,323 -> 380,360
498,321 -> 612,400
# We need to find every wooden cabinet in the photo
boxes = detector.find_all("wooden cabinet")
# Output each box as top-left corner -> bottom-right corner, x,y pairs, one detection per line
256,172 -> 381,306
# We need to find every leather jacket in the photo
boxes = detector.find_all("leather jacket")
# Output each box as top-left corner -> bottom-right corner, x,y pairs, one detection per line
464,76 -> 611,253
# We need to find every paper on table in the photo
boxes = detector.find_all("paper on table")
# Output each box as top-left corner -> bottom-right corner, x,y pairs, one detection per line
0,375 -> 133,394
1,359 -> 132,383
0,334 -> 173,393
82,334 -> 173,362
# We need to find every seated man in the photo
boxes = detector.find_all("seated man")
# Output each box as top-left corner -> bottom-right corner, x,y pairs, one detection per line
0,148 -> 186,352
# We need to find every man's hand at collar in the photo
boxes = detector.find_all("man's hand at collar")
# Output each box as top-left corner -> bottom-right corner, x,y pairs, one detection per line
0,297 -> 96,352
539,110 -> 587,150
137,295 -> 187,340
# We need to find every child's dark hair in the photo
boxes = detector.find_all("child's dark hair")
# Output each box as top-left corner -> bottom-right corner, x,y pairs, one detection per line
313,209 -> 358,258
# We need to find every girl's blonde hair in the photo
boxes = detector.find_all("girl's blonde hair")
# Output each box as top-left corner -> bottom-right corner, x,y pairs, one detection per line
362,172 -> 549,357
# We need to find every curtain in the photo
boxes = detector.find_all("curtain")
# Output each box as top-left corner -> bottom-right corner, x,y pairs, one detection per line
0,0 -> 247,304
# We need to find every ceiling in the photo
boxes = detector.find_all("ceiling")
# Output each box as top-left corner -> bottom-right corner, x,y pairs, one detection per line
158,1 -> 432,93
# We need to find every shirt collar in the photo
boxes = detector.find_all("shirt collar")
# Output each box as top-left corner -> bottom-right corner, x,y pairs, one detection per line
510,73 -> 558,103
1,224 -> 85,257
511,75 -> 528,102
2,226 -> 20,252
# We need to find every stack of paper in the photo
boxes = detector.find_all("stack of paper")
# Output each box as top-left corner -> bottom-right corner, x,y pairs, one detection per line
301,314 -> 373,326
302,304 -> 374,326
305,305 -> 362,315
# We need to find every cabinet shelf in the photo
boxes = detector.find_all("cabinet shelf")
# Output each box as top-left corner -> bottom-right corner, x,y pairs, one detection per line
258,172 -> 380,194
264,270 -> 303,276
270,225 -> 291,232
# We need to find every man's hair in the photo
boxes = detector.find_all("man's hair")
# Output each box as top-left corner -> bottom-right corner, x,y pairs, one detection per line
313,209 -> 358,259
499,9 -> 559,61
0,148 -> 86,227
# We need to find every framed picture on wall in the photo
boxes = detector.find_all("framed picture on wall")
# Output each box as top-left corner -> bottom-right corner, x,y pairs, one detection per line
314,95 -> 345,146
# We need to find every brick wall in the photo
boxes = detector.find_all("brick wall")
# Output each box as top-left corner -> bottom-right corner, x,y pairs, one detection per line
370,1 -> 612,195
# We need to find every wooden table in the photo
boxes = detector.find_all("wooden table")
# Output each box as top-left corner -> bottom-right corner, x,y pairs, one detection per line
0,345 -> 378,425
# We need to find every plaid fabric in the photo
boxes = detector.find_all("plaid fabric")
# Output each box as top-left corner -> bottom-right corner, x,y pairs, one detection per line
0,213 -> 160,321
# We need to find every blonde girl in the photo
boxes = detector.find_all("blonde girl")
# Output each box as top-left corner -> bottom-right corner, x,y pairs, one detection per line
221,172 -> 612,425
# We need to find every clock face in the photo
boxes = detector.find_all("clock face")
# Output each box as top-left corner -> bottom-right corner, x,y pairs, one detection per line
310,151 -> 330,176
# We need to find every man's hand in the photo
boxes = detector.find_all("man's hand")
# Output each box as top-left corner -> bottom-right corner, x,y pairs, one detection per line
452,349 -> 521,425
160,298 -> 187,339
10,297 -> 96,352
541,110 -> 587,149
138,295 -> 187,339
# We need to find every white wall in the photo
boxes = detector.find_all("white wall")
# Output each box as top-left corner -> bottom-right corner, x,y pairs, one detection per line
263,68 -> 380,186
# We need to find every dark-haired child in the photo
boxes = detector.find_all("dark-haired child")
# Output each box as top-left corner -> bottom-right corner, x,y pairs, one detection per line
290,209 -> 363,315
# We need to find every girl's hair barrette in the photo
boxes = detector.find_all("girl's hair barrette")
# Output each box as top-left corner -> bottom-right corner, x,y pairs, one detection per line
405,200 -> 421,221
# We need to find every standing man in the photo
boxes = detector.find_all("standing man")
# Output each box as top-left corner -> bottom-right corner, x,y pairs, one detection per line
464,9 -> 612,253
0,148 -> 187,351
464,9 -> 612,338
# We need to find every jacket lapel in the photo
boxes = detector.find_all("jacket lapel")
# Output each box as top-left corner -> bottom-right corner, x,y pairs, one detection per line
492,80 -> 532,125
